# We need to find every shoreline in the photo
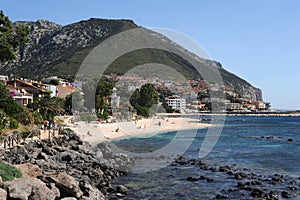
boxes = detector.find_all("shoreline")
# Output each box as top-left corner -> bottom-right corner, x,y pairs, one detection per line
157,112 -> 300,117
68,112 -> 300,144
70,117 -> 212,144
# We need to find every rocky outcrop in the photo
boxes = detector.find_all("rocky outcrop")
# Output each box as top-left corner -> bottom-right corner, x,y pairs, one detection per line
0,130 -> 134,199
0,188 -> 7,200
5,177 -> 59,200
174,156 -> 300,199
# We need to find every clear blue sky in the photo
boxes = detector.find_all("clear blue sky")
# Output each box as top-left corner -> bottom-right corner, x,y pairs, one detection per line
1,0 -> 300,110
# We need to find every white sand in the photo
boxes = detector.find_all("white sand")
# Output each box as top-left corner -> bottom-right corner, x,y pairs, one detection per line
70,117 -> 212,144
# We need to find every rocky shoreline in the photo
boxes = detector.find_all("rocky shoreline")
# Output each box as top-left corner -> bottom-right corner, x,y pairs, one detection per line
1,130 -> 299,199
0,130 -> 134,200
174,156 -> 300,199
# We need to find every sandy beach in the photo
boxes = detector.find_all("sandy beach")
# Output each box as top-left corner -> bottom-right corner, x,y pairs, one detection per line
70,117 -> 212,144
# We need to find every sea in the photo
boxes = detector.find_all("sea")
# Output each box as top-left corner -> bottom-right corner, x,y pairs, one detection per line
108,116 -> 300,199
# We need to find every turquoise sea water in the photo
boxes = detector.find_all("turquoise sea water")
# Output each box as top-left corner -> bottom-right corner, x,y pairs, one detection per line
110,116 -> 300,199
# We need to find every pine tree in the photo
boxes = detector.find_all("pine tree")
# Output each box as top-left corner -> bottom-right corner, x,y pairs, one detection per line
0,10 -> 30,62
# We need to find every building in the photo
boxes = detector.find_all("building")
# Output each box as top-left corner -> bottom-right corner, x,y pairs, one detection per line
9,89 -> 33,106
46,85 -> 58,97
225,103 -> 243,111
7,79 -> 48,99
166,96 -> 186,111
111,87 -> 120,107
253,101 -> 266,110
56,84 -> 77,99
0,75 -> 9,85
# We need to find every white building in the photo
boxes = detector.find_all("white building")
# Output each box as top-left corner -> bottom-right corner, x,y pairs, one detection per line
0,75 -> 8,85
9,89 -> 33,106
111,87 -> 120,107
166,96 -> 186,111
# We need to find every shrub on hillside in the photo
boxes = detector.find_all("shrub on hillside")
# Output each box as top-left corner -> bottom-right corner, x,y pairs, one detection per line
31,110 -> 43,125
0,110 -> 10,130
9,117 -> 19,129
13,108 -> 34,126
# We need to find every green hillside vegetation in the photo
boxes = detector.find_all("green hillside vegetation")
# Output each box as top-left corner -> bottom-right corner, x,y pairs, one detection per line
50,48 -> 93,80
50,48 -> 202,81
105,48 -> 201,80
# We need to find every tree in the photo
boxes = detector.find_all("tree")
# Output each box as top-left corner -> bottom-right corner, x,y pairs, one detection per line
130,83 -> 157,117
139,83 -> 157,107
0,82 -> 33,128
265,102 -> 271,110
65,91 -> 84,114
0,82 -> 23,116
0,81 -> 9,98
0,10 -> 30,62
129,89 -> 140,107
82,76 -> 114,114
95,76 -> 114,119
28,96 -> 65,121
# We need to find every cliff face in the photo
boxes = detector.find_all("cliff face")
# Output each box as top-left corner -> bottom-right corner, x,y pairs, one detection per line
0,18 -> 262,101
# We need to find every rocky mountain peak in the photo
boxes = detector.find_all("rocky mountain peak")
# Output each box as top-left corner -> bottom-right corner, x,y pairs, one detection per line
0,18 -> 262,101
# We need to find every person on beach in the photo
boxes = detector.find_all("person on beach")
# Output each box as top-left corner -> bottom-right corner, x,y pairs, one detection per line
52,121 -> 56,129
43,120 -> 49,131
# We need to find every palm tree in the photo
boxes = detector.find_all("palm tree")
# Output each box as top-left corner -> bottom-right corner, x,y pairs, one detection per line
28,97 -> 65,121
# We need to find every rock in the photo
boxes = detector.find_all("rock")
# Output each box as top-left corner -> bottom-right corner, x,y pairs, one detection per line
78,144 -> 92,154
206,177 -> 214,182
6,179 -> 32,199
267,191 -> 279,199
13,163 -> 42,178
6,177 -> 59,200
0,188 -> 7,200
80,182 -> 105,200
245,181 -> 261,186
48,172 -> 83,198
234,172 -> 248,180
287,138 -> 293,142
49,183 -> 60,198
219,165 -> 231,172
216,193 -> 228,199
200,165 -> 209,170
96,143 -> 114,159
0,131 -> 130,199
237,182 -> 244,188
209,167 -> 217,172
226,171 -> 234,175
116,185 -> 129,195
186,176 -> 198,182
0,176 -> 3,187
281,191 -> 289,198
60,198 -> 77,200
175,155 -> 188,165
288,186 -> 297,191
272,177 -> 284,183
199,176 -> 213,182
250,188 -> 265,198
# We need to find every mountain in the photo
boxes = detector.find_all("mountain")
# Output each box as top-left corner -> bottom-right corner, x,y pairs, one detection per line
0,18 -> 262,101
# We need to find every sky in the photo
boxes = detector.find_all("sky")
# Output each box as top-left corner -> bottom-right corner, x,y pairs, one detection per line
1,0 -> 300,110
